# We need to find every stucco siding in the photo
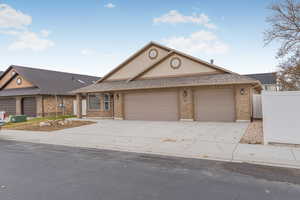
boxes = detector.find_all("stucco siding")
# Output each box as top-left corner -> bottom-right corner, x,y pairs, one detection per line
106,45 -> 169,81
141,54 -> 219,79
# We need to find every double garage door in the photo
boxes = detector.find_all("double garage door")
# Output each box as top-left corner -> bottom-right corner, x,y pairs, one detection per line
123,88 -> 235,122
0,97 -> 36,117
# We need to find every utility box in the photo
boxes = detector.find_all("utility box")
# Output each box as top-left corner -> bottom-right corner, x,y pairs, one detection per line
9,115 -> 27,123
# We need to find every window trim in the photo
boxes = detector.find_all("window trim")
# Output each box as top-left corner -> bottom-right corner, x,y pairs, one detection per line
88,93 -> 101,111
103,93 -> 111,111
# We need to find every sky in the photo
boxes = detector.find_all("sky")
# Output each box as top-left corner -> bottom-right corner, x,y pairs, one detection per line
0,0 -> 280,77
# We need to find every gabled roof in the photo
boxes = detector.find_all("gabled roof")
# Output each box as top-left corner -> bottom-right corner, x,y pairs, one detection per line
97,41 -> 236,83
74,73 -> 260,93
245,72 -> 277,85
0,65 -> 100,96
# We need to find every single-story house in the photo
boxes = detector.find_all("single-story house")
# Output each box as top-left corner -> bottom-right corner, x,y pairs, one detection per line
74,42 -> 262,122
0,65 -> 99,117
245,72 -> 277,91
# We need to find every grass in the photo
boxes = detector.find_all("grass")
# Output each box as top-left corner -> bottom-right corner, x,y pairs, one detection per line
3,115 -> 76,128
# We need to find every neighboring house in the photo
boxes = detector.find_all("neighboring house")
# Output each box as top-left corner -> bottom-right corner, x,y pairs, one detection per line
74,42 -> 261,122
0,65 -> 99,117
0,71 -> 3,76
245,73 -> 277,91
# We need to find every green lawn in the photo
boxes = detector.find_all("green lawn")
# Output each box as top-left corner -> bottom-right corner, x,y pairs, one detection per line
3,115 -> 75,128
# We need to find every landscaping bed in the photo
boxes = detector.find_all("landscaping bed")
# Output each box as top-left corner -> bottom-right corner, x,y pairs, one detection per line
2,116 -> 96,132
240,120 -> 263,144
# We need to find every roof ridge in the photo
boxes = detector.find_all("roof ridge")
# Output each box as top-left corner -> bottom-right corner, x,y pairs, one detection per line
11,65 -> 99,78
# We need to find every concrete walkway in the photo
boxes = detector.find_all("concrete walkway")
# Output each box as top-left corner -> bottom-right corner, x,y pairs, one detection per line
0,119 -> 299,169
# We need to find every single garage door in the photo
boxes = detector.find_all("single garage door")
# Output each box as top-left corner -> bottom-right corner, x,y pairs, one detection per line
22,97 -> 37,117
0,98 -> 16,116
194,88 -> 235,122
124,90 -> 179,121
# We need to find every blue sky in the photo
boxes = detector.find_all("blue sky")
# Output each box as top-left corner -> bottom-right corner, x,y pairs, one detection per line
0,0 -> 279,76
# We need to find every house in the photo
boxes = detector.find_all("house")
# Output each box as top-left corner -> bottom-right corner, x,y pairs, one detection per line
74,42 -> 261,122
245,73 -> 277,91
0,65 -> 99,117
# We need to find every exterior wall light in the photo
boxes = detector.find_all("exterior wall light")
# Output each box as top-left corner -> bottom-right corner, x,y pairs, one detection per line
240,88 -> 245,95
183,90 -> 188,98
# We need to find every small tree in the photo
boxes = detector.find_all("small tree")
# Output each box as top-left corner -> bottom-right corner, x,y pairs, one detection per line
264,0 -> 300,90
277,56 -> 300,90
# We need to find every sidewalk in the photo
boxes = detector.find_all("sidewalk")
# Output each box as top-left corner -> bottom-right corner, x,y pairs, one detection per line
0,121 -> 299,169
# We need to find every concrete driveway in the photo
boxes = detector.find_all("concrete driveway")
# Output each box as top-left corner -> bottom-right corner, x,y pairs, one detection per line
0,120 -> 248,161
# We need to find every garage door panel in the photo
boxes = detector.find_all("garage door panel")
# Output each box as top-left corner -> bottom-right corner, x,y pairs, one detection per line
22,97 -> 36,117
194,88 -> 235,122
0,98 -> 16,116
124,90 -> 178,121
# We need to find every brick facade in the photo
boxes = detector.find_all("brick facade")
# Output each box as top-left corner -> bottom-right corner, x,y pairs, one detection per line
113,92 -> 124,119
179,88 -> 194,121
235,85 -> 252,121
42,95 -> 74,116
84,84 -> 254,122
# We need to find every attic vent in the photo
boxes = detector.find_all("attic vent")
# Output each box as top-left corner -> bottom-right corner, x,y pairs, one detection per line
77,79 -> 86,84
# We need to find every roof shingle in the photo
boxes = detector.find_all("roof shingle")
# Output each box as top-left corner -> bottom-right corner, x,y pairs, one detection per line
245,73 -> 277,85
74,73 -> 260,93
0,65 -> 100,96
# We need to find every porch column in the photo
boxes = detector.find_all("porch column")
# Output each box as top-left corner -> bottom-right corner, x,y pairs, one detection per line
113,92 -> 124,120
76,93 -> 82,119
36,96 -> 44,117
16,97 -> 22,115
179,88 -> 194,121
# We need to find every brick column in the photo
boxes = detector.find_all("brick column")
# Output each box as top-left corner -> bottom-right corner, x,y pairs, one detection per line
113,92 -> 124,120
235,85 -> 251,122
179,88 -> 194,121
36,96 -> 44,117
15,97 -> 22,115
76,93 -> 82,119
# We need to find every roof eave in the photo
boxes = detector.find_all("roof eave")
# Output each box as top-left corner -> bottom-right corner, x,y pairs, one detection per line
75,81 -> 260,93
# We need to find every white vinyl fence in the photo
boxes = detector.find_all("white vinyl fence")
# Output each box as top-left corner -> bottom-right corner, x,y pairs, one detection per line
252,94 -> 262,119
262,91 -> 300,145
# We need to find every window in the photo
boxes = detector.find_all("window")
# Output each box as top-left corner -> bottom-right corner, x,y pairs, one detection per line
88,94 -> 100,110
16,77 -> 22,85
104,94 -> 111,111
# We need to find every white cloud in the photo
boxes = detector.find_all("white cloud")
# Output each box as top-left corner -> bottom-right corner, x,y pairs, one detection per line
8,31 -> 54,51
0,4 -> 54,52
81,49 -> 95,56
40,29 -> 51,37
162,30 -> 229,55
104,3 -> 116,8
0,4 -> 32,29
153,10 -> 216,29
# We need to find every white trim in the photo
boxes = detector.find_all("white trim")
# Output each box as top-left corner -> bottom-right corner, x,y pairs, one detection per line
236,120 -> 251,123
180,119 -> 194,122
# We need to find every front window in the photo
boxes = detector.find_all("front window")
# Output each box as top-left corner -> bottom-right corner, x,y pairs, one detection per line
104,94 -> 111,111
88,94 -> 100,110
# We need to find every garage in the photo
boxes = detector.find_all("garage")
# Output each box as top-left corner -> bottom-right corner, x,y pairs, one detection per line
0,98 -> 16,116
124,90 -> 179,121
22,97 -> 37,117
194,88 -> 235,122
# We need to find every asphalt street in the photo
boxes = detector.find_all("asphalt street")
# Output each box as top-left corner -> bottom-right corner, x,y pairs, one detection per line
0,140 -> 299,200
